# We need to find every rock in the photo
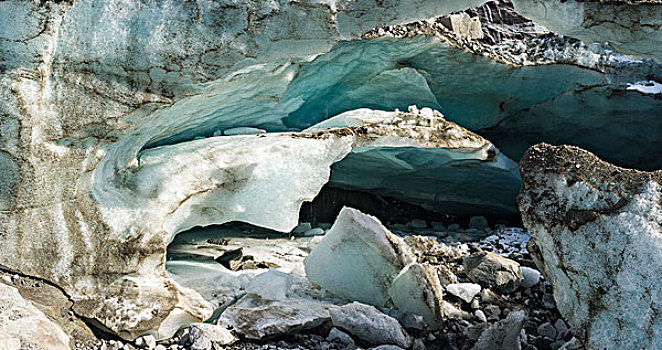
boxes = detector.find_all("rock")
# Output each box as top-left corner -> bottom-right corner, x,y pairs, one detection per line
475,310 -> 487,323
471,310 -> 525,350
388,263 -> 445,329
409,219 -> 428,229
327,328 -> 355,348
558,337 -> 582,350
329,302 -> 412,348
305,207 -> 415,307
537,322 -> 557,340
0,283 -> 70,350
519,267 -> 541,288
292,222 -> 313,235
441,301 -> 471,320
369,346 -> 405,350
135,335 -> 157,349
218,294 -> 335,340
554,319 -> 568,340
445,283 -> 481,303
214,248 -> 244,271
541,294 -> 556,309
222,127 -> 267,136
431,221 -> 446,231
439,13 -> 484,40
463,252 -> 523,293
469,216 -> 489,230
188,323 -> 237,350
518,144 -> 662,349
245,268 -> 293,301
303,228 -> 325,236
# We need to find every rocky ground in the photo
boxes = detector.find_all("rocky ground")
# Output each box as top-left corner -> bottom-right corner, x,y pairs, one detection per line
41,216 -> 581,350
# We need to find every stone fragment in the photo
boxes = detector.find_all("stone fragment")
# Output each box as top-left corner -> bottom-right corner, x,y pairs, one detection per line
463,252 -> 523,293
305,207 -> 415,307
445,283 -> 481,303
537,322 -> 557,340
135,335 -> 157,349
471,310 -> 525,350
475,310 -> 487,323
439,13 -> 484,40
388,263 -> 445,329
0,284 -> 70,350
554,319 -> 568,340
519,267 -> 541,288
188,323 -> 237,350
327,328 -> 355,348
329,302 -> 411,348
518,144 -> 662,349
218,294 -> 335,339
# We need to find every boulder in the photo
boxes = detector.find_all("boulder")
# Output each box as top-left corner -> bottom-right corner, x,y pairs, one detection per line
518,144 -> 662,349
218,294 -> 336,340
329,302 -> 412,348
463,252 -> 523,293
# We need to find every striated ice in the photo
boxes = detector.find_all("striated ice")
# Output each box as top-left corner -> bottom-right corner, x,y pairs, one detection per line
245,268 -> 293,301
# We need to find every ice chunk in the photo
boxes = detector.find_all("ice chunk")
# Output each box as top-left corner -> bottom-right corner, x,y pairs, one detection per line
304,207 -> 415,306
387,263 -> 444,330
245,268 -> 293,301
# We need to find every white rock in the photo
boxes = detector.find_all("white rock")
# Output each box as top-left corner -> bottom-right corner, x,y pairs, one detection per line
219,294 -> 336,339
305,207 -> 415,307
445,283 -> 481,303
245,268 -> 293,301
519,267 -> 541,288
135,335 -> 157,349
474,310 -> 487,323
330,302 -> 411,348
188,323 -> 237,349
419,107 -> 435,118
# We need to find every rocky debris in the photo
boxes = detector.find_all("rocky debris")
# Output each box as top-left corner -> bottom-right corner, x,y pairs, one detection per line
304,207 -> 415,307
463,252 -> 524,293
329,302 -> 412,348
471,310 -> 525,350
134,335 -> 157,350
188,323 -> 237,349
518,143 -> 662,349
0,283 -> 70,350
218,294 -> 336,340
511,0 -> 662,62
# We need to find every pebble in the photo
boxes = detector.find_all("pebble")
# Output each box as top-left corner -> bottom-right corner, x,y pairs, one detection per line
542,293 -> 556,309
475,309 -> 487,322
537,322 -> 557,339
554,318 -> 569,339
520,267 -> 541,288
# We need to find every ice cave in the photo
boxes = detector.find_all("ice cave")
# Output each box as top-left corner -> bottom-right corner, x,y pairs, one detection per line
0,0 -> 661,349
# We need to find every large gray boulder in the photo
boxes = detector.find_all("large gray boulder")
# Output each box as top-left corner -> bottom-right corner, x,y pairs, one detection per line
518,144 -> 662,349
